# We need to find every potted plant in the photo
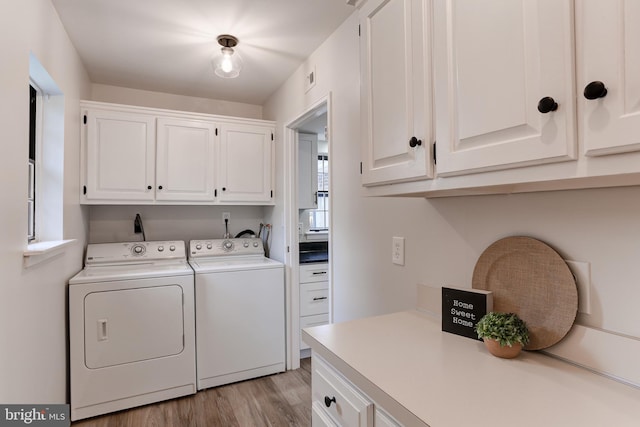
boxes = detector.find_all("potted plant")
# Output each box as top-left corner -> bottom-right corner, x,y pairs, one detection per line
475,312 -> 530,359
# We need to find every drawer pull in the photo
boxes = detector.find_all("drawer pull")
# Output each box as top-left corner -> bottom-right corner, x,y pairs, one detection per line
312,296 -> 328,301
324,396 -> 336,408
312,271 -> 327,275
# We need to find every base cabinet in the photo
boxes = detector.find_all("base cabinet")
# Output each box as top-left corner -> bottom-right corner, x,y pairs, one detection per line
312,355 -> 373,427
300,263 -> 329,351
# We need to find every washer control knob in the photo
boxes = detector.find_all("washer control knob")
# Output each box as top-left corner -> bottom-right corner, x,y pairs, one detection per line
253,241 -> 259,248
207,243 -> 213,250
196,244 -> 202,250
158,246 -> 164,252
243,241 -> 249,248
169,245 -> 176,251
223,240 -> 234,251
132,245 -> 145,255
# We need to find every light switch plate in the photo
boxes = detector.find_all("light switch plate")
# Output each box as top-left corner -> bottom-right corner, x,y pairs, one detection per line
392,236 -> 405,266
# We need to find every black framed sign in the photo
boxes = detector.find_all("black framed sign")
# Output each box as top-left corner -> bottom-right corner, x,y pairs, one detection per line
442,287 -> 493,340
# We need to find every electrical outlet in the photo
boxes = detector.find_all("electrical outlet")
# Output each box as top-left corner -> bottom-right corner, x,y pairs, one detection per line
222,212 -> 230,221
392,237 -> 405,266
565,260 -> 591,315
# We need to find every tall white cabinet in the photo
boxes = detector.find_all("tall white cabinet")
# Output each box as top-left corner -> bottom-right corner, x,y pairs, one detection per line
433,0 -> 577,176
80,101 -> 275,205
359,0 -> 434,185
298,133 -> 319,210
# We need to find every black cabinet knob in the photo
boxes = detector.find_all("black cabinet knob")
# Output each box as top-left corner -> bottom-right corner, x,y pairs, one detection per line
324,396 -> 336,408
409,136 -> 422,148
147,185 -> 152,190
222,187 -> 226,191
584,81 -> 608,100
537,97 -> 558,114
158,185 -> 163,190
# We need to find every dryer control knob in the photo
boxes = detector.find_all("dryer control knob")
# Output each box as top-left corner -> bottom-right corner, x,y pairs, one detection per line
196,244 -> 202,250
158,246 -> 164,252
253,241 -> 259,248
207,243 -> 213,250
243,242 -> 249,248
223,240 -> 234,251
169,245 -> 176,251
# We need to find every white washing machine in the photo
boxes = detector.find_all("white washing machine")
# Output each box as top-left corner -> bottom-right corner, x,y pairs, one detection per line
68,241 -> 196,421
189,238 -> 285,390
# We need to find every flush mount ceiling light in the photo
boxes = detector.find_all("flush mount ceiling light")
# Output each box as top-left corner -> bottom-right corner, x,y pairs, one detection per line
213,34 -> 242,79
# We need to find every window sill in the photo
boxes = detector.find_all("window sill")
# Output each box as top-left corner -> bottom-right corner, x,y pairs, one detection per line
24,239 -> 77,268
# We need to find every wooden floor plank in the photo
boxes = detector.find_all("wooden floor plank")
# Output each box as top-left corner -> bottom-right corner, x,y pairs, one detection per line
72,358 -> 311,427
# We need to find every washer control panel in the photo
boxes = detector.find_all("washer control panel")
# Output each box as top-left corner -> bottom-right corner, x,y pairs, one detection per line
85,241 -> 186,265
189,238 -> 264,258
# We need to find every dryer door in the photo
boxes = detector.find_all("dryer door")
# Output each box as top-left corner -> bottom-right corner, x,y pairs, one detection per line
84,285 -> 184,368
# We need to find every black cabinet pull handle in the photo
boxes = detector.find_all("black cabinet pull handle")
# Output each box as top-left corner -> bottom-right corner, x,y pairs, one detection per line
312,296 -> 328,301
584,81 -> 608,100
147,185 -> 152,190
324,396 -> 336,408
409,136 -> 422,148
537,97 -> 558,114
158,185 -> 163,190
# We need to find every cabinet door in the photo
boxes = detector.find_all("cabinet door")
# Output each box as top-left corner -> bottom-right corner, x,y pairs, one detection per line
578,0 -> 640,156
434,0 -> 576,176
360,0 -> 434,185
298,133 -> 319,210
156,118 -> 217,201
218,123 -> 274,203
85,109 -> 155,201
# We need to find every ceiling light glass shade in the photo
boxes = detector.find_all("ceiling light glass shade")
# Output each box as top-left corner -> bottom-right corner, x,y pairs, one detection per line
214,46 -> 242,78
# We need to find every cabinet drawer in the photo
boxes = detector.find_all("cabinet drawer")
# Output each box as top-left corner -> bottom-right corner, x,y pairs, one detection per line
300,282 -> 329,316
300,263 -> 329,283
312,401 -> 338,427
312,356 -> 373,427
300,314 -> 329,350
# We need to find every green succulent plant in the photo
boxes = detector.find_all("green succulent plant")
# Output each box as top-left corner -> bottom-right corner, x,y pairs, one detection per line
475,312 -> 530,348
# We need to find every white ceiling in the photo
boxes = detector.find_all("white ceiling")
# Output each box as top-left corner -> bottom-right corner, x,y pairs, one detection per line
51,0 -> 355,105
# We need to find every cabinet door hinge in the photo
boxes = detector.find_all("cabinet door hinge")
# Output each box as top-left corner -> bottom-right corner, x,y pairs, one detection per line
83,185 -> 87,195
360,161 -> 363,175
433,142 -> 437,164
83,115 -> 87,125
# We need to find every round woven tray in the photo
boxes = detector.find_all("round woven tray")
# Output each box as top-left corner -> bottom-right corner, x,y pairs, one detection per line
472,236 -> 578,350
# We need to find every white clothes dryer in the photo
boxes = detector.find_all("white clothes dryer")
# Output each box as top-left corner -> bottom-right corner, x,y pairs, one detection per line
68,241 -> 196,421
188,238 -> 285,390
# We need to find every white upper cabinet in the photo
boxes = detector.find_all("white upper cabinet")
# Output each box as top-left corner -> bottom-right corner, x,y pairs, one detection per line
359,0 -> 434,185
218,123 -> 274,203
156,118 -> 217,202
81,101 -> 275,205
433,0 -> 577,176
578,0 -> 640,156
84,108 -> 156,201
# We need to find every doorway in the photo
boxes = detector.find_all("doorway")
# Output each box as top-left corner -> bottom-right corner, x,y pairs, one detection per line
284,95 -> 332,369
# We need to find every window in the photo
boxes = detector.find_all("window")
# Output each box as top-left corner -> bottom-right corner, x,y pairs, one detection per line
28,84 -> 38,241
309,154 -> 329,229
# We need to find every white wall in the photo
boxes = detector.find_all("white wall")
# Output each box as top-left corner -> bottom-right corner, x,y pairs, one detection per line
263,12 -> 466,321
91,83 -> 263,119
0,0 -> 91,403
264,10 -> 640,342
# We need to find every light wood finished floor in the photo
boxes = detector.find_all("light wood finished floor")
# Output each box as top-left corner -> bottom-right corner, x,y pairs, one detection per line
72,358 -> 311,427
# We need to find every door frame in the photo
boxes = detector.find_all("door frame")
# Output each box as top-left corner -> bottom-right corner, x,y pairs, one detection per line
283,93 -> 332,370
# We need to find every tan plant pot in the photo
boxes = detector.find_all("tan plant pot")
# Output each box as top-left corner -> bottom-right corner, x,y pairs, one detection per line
483,338 -> 523,359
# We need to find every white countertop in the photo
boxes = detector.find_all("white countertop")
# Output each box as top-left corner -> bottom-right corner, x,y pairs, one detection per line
302,310 -> 640,427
